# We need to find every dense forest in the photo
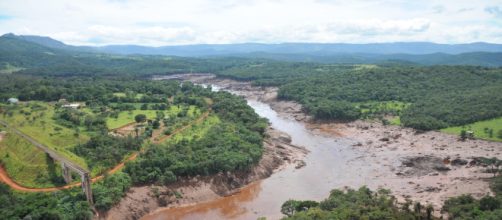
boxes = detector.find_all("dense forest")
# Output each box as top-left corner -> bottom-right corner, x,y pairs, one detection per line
124,91 -> 267,184
0,172 -> 131,219
217,62 -> 502,130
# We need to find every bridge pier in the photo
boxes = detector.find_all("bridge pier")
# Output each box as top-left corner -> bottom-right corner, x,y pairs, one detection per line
81,173 -> 93,205
61,162 -> 72,183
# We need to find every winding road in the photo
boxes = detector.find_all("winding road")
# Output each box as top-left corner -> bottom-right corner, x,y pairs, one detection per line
0,111 -> 210,192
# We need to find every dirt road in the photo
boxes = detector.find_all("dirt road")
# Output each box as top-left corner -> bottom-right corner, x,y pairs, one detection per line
0,111 -> 210,192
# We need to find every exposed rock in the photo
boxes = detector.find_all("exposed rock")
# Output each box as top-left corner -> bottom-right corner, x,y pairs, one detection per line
295,160 -> 306,169
451,158 -> 468,166
379,137 -> 390,142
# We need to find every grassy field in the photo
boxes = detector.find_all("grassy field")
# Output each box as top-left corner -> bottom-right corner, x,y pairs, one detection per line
389,116 -> 401,126
0,102 -> 90,169
358,101 -> 409,114
112,92 -> 144,99
106,105 -> 200,130
166,114 -> 220,144
441,117 -> 502,142
0,101 -> 208,186
0,129 -> 65,187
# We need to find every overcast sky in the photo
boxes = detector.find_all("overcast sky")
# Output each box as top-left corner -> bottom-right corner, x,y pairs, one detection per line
0,0 -> 501,46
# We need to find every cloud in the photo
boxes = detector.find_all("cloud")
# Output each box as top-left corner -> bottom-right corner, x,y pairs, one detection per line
485,6 -> 502,17
0,0 -> 501,45
325,19 -> 431,36
432,5 -> 445,14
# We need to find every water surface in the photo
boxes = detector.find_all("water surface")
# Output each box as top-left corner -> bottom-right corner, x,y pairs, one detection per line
143,87 -> 372,220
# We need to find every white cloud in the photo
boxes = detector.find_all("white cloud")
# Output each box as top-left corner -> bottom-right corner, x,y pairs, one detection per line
0,0 -> 501,45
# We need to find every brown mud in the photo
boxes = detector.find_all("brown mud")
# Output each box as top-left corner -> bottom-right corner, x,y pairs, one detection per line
172,73 -> 502,216
104,127 -> 307,220
103,73 -> 502,219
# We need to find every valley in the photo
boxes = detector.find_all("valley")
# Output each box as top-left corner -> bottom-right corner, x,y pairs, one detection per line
130,74 -> 502,219
1,28 -> 502,219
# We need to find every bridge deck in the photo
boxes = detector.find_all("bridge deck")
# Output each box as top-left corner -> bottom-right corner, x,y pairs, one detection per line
0,120 -> 89,175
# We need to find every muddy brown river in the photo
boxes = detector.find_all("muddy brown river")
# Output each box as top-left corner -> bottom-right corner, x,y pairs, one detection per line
137,76 -> 502,220
141,85 -> 377,220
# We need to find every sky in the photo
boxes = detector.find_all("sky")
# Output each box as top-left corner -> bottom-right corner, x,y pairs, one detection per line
0,0 -> 501,46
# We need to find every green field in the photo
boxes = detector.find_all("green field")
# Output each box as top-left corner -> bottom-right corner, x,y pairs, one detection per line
0,102 -> 90,169
112,92 -> 144,99
168,114 -> 220,143
441,117 -> 502,142
106,105 -> 200,130
389,116 -> 401,125
0,129 -> 65,187
357,101 -> 409,114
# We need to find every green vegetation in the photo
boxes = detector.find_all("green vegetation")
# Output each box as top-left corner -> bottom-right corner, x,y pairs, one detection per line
0,69 -> 269,217
74,135 -> 142,174
125,91 -> 267,184
0,130 -> 65,187
442,174 -> 502,219
0,171 -> 132,219
3,32 -> 502,219
281,187 -> 436,220
357,101 -> 409,119
441,117 -> 502,142
0,182 -> 93,219
93,172 -> 132,211
0,62 -> 24,74
218,63 -> 502,130
0,102 -> 90,169
108,108 -> 176,129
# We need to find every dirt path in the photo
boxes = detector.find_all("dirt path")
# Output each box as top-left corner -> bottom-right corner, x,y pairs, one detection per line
0,111 -> 210,192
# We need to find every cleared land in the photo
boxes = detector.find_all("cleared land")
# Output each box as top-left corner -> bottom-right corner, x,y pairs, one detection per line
167,114 -> 220,143
441,117 -> 502,142
0,101 -> 204,188
106,105 -> 200,130
0,128 -> 64,187
0,102 -> 89,168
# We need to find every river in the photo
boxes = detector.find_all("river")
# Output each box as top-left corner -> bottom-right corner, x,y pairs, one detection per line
142,84 -> 373,220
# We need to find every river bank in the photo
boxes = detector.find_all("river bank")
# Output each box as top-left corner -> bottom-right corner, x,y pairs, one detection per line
173,73 -> 502,216
104,126 -> 307,220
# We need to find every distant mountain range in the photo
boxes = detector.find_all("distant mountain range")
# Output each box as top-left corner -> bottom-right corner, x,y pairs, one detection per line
2,33 -> 502,67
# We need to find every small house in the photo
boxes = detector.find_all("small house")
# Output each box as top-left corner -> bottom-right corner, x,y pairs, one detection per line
7,98 -> 19,104
62,103 -> 82,109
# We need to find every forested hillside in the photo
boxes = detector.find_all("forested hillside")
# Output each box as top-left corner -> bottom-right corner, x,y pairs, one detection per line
218,62 -> 502,130
0,34 -> 251,76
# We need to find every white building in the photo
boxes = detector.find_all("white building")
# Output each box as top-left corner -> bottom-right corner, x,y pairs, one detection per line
62,103 -> 82,109
7,98 -> 19,104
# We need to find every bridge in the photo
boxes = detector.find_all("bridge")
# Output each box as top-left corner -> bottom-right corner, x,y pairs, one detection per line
0,120 -> 93,204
